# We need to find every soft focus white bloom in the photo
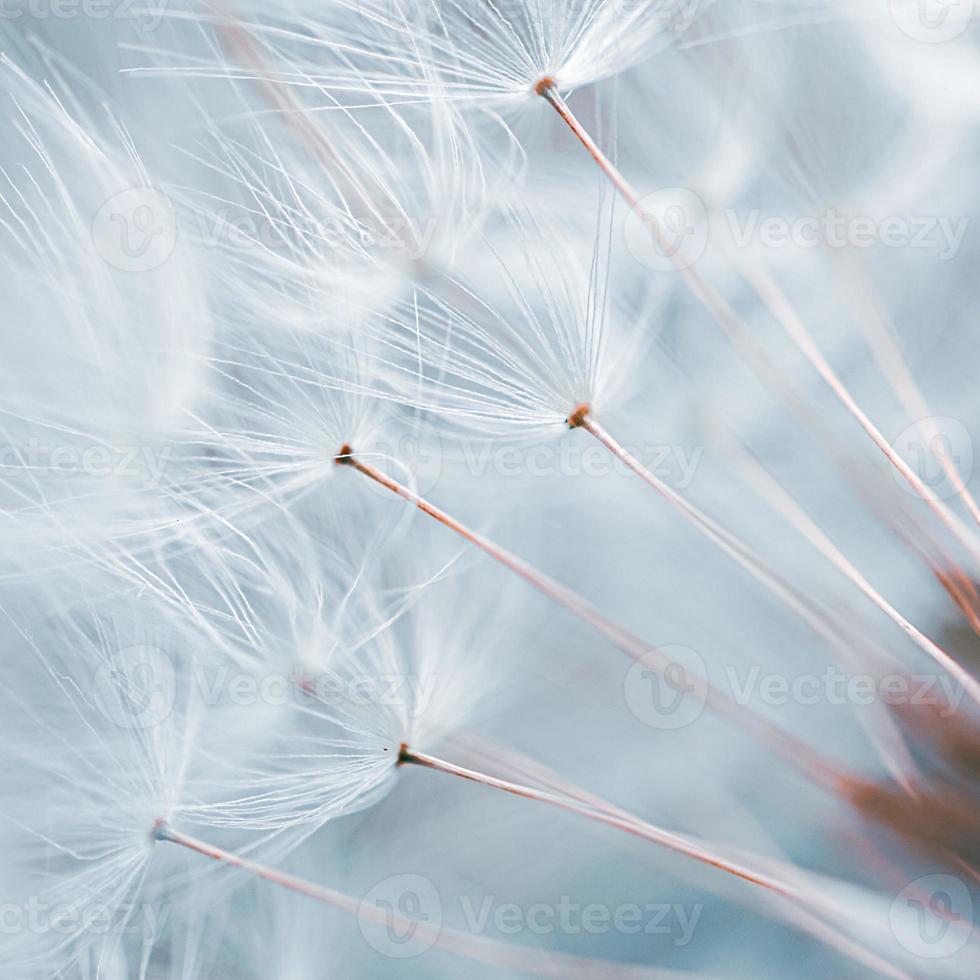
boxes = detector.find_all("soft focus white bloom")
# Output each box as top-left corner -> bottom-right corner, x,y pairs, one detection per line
0,53 -> 212,578
181,86 -> 518,317
3,7 -> 980,980
0,594 -> 214,978
362,200 -> 658,437
104,514 -> 522,838
155,0 -> 705,106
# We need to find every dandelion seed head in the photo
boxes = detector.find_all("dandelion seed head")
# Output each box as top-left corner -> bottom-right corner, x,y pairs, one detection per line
361,199 -> 658,439
0,594 -> 218,978
0,54 -> 215,579
155,1 -> 702,107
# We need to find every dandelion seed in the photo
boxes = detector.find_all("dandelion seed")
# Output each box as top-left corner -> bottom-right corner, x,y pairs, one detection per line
142,1 -> 697,107
366,203 -> 980,715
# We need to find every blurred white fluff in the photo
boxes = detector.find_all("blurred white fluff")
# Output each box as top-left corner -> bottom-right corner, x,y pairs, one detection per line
0,519 -> 518,974
362,199 -> 655,437
178,73 -> 517,318
107,512 -> 519,840
0,594 -> 213,979
156,0 -> 705,106
3,5 -> 980,980
173,324 -> 388,512
0,51 -> 212,577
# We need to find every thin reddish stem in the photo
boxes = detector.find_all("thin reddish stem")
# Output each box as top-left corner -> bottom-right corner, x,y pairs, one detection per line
839,265 -> 980,530
540,82 -> 980,568
740,265 -> 980,565
337,448 -> 852,793
578,413 -> 980,715
401,748 -> 910,980
930,558 -> 980,636
573,413 -> 934,786
400,747 -> 792,897
729,440 -> 980,713
215,13 -> 387,231
460,735 -> 917,979
155,821 -> 362,913
539,84 -> 640,208
154,821 -> 686,979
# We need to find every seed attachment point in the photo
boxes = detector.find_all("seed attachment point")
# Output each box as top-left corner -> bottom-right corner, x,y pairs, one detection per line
567,404 -> 591,429
150,818 -> 171,843
534,75 -> 556,97
335,444 -> 355,466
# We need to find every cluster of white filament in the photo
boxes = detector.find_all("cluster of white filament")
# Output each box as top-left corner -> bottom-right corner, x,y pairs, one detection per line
2,3 -> 979,978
